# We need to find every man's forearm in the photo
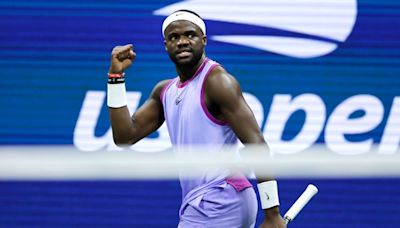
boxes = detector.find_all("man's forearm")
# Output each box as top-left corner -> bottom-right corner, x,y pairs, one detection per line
109,107 -> 135,145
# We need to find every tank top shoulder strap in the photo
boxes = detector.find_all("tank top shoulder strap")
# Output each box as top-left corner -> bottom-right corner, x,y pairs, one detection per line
198,59 -> 220,85
160,77 -> 178,103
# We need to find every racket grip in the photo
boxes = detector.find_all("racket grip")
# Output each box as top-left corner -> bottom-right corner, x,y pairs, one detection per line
283,184 -> 318,224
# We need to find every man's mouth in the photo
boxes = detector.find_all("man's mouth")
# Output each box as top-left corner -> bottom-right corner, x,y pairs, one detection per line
176,49 -> 192,58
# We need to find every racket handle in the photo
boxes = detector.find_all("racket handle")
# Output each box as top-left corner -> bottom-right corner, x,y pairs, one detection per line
283,184 -> 318,224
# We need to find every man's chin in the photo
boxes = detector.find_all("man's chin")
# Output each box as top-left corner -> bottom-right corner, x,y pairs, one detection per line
175,57 -> 195,66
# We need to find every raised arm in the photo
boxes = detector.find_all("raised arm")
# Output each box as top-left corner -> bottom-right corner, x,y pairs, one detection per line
204,66 -> 286,228
107,44 -> 169,146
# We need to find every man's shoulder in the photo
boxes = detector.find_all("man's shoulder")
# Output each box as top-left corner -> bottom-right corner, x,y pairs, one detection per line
204,63 -> 241,104
151,79 -> 174,101
206,64 -> 237,88
155,79 -> 174,90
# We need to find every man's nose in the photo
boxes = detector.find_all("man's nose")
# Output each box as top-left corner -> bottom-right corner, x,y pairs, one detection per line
177,36 -> 189,46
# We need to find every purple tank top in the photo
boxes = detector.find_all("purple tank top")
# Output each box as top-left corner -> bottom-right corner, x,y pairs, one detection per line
160,58 -> 252,214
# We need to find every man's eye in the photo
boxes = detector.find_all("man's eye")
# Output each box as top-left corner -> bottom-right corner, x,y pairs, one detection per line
169,35 -> 177,41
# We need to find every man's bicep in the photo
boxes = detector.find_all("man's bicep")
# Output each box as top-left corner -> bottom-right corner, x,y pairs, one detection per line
209,74 -> 264,144
221,95 -> 264,144
128,81 -> 168,143
132,97 -> 164,133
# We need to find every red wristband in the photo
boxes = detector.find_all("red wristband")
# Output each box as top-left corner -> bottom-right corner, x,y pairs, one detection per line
108,72 -> 125,78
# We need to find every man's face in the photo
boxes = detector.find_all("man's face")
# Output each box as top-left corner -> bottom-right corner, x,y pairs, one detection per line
164,20 -> 207,67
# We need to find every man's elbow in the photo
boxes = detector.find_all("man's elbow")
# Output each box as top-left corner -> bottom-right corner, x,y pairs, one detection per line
112,135 -> 136,147
254,133 -> 267,145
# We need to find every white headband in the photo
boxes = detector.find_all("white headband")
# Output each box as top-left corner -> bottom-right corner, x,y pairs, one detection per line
162,11 -> 206,38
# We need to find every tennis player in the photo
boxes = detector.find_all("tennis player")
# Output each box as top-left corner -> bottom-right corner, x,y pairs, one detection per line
107,10 -> 285,228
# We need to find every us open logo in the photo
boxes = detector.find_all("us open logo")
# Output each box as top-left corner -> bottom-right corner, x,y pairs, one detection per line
154,0 -> 357,58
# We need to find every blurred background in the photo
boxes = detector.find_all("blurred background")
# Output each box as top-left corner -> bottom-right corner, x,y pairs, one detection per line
0,0 -> 399,227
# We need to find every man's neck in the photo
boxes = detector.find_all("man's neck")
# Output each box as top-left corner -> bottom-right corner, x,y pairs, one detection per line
176,56 -> 206,83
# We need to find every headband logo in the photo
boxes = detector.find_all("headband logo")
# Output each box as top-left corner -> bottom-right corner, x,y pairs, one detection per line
161,11 -> 206,38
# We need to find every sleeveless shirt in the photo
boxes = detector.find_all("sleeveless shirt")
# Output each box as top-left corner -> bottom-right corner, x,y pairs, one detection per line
160,58 -> 252,215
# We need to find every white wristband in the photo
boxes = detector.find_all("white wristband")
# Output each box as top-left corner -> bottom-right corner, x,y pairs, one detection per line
257,180 -> 280,209
107,83 -> 127,108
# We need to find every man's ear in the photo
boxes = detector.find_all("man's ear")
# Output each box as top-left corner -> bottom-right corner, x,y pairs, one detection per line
164,40 -> 167,51
203,35 -> 207,46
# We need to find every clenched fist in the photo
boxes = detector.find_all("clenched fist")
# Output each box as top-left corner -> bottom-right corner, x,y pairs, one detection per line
109,44 -> 136,74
